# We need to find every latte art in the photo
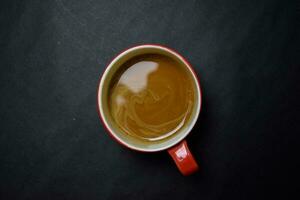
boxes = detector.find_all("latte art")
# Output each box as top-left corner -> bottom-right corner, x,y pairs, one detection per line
109,54 -> 194,142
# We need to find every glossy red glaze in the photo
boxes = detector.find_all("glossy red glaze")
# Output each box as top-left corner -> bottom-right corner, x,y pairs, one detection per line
168,140 -> 199,175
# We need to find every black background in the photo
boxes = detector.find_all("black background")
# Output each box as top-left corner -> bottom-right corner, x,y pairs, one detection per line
0,0 -> 299,199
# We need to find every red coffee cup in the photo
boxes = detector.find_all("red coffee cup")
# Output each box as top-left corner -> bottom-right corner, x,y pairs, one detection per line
97,44 -> 202,175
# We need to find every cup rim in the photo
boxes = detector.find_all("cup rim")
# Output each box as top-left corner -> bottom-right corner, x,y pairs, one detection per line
97,44 -> 202,152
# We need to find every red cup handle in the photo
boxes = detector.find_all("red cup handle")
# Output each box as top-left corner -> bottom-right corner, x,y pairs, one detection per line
168,140 -> 199,176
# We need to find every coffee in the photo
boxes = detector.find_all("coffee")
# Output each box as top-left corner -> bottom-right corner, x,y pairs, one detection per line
108,54 -> 195,142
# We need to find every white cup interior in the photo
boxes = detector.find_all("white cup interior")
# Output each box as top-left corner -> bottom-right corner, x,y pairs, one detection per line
98,45 -> 201,152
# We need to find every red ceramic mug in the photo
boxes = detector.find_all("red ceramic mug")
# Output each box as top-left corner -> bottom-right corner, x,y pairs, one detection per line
97,44 -> 202,175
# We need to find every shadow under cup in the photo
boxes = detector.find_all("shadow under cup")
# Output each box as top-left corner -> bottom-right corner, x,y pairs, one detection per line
98,45 -> 201,152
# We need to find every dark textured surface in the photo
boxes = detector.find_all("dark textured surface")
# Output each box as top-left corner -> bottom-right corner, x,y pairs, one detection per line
0,0 -> 299,199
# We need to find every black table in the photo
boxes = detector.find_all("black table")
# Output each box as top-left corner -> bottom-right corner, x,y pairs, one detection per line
0,0 -> 298,199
